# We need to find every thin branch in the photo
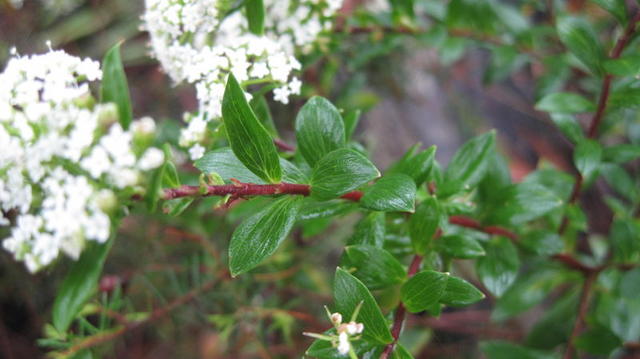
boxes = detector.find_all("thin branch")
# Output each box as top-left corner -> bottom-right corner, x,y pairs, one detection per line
380,254 -> 423,359
273,138 -> 296,152
563,272 -> 597,359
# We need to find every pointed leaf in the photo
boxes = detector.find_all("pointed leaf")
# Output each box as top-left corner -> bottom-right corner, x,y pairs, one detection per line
245,0 -> 265,35
101,43 -> 133,129
476,237 -> 519,297
341,245 -> 407,290
574,138 -> 602,179
436,235 -> 485,259
535,92 -> 595,114
334,268 -> 393,344
229,196 -> 303,276
440,276 -> 485,306
409,197 -> 442,255
442,131 -> 495,195
556,16 -> 605,75
361,174 -> 416,212
222,74 -> 281,183
310,148 -> 380,200
401,270 -> 448,313
295,97 -> 345,167
347,211 -> 386,247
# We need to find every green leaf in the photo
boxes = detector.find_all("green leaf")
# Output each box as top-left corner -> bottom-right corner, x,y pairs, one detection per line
620,267 -> 640,299
333,268 -> 393,344
295,96 -> 345,167
436,235 -> 485,259
591,0 -> 627,25
361,174 -> 416,212
556,16 -> 605,75
476,237 -> 519,297
387,145 -> 436,186
442,131 -> 495,195
601,163 -> 638,200
481,341 -> 558,359
250,94 -> 277,137
607,87 -> 640,110
574,138 -> 602,179
535,92 -> 596,114
298,199 -> 358,221
245,0 -> 265,35
343,109 -> 361,140
341,245 -> 407,290
163,198 -> 194,216
575,325 -> 622,356
53,238 -> 114,332
409,197 -> 442,255
196,148 -> 305,184
520,231 -> 563,256
101,43 -> 133,130
229,196 -> 303,276
603,54 -> 640,76
526,290 -> 578,349
484,182 -> 563,225
310,148 -> 380,200
548,114 -> 584,143
603,144 -> 640,163
146,161 -> 167,212
222,73 -> 281,183
440,275 -> 485,306
401,270 -> 448,313
347,211 -> 386,247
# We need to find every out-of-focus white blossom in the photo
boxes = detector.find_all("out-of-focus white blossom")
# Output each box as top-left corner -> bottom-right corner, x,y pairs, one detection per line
0,49 -> 162,272
304,307 -> 364,357
337,332 -> 350,355
143,0 -> 343,156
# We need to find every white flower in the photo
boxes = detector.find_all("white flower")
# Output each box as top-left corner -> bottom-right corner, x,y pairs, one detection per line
139,148 -> 165,170
189,143 -> 206,160
337,332 -> 350,355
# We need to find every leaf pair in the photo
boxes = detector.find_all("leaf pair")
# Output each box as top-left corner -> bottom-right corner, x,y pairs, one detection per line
401,270 -> 484,314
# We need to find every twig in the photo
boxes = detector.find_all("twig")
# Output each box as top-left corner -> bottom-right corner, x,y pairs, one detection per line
448,215 -> 518,240
380,254 -> 423,359
563,272 -> 597,359
273,138 -> 296,152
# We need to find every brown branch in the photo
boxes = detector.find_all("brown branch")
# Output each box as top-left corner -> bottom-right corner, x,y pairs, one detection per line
380,254 -> 423,359
563,271 -> 598,359
587,12 -> 640,138
57,278 -> 218,358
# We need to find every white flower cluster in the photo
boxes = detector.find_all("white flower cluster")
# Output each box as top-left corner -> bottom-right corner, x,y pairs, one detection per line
304,308 -> 364,356
0,49 -> 164,272
143,0 -> 344,159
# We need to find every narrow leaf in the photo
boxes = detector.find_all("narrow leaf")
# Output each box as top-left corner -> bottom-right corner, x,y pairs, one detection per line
409,197 -> 442,255
442,131 -> 495,195
535,92 -> 596,114
334,268 -> 393,344
556,16 -> 605,75
222,74 -> 281,183
101,43 -> 133,129
245,0 -> 265,35
310,148 -> 380,200
229,196 -> 303,276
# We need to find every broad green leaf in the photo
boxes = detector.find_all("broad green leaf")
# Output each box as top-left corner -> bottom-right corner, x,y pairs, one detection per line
604,54 -> 640,76
229,196 -> 303,276
295,97 -> 345,167
250,94 -> 277,137
484,182 -> 563,225
611,219 -> 640,263
607,88 -> 640,110
101,43 -> 132,129
526,290 -> 578,349
343,109 -> 361,140
53,238 -> 114,332
439,276 -> 485,306
442,131 -> 495,195
575,325 -> 622,356
591,0 -> 627,25
347,211 -> 386,247
556,16 -> 605,75
333,268 -> 393,344
519,231 -> 563,256
601,163 -> 638,200
603,144 -> 640,163
476,237 -> 519,297
481,341 -> 558,359
387,145 -> 436,186
361,174 -> 416,212
298,199 -> 358,221
245,0 -> 265,35
310,148 -> 380,200
196,148 -> 305,184
341,245 -> 407,290
535,92 -> 595,114
548,114 -> 584,143
222,74 -> 281,183
409,197 -> 441,255
574,138 -> 602,179
595,292 -> 640,342
436,235 -> 485,259
401,270 -> 448,313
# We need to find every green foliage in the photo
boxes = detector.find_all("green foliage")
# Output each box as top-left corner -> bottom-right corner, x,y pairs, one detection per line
341,245 -> 407,290
360,174 -> 416,212
245,0 -> 265,35
310,148 -> 380,200
100,43 -> 133,130
296,96 -> 346,167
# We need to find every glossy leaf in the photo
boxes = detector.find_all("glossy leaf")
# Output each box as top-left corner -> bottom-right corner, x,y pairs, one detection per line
310,148 -> 380,200
343,109 -> 361,140
295,96 -> 345,167
602,144 -> 640,163
409,197 -> 442,255
333,268 -> 393,344
387,145 -> 436,186
229,196 -> 303,276
361,174 -> 416,212
53,238 -> 114,332
549,114 -> 584,143
436,235 -> 485,259
535,92 -> 595,114
245,0 -> 265,35
476,237 -> 519,297
341,245 -> 407,290
101,43 -> 132,129
347,211 -> 386,247
603,54 -> 640,76
484,182 -> 563,226
222,73 -> 281,183
574,138 -> 602,179
401,270 -> 448,313
442,131 -> 495,195
440,275 -> 485,306
556,16 -> 605,75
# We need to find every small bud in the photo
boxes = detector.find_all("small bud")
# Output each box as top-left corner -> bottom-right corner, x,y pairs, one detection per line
95,189 -> 117,214
330,312 -> 342,326
97,103 -> 119,127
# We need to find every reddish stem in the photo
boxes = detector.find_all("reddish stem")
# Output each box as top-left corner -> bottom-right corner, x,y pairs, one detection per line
273,138 -> 296,152
563,272 -> 597,359
448,215 -> 518,240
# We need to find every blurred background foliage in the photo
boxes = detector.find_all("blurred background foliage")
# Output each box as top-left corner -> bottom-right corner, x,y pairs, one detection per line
1,0 -> 639,358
